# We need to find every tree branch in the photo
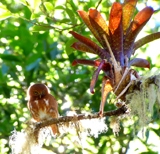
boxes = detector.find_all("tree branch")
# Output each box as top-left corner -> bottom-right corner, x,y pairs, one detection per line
35,105 -> 128,130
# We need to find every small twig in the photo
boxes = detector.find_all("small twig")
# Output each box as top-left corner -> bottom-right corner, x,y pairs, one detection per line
13,14 -> 82,32
96,0 -> 103,9
35,105 -> 128,130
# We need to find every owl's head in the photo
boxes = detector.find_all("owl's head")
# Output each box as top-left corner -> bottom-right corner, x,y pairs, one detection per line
27,83 -> 50,99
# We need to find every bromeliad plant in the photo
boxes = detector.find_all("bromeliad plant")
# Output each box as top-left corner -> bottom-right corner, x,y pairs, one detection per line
69,0 -> 160,116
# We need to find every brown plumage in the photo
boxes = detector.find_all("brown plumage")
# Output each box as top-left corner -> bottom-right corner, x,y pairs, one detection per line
27,83 -> 59,135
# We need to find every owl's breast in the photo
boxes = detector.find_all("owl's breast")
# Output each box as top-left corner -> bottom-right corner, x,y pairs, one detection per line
29,98 -> 51,121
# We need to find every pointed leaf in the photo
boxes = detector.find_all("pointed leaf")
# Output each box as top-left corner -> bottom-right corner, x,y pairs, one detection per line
0,54 -> 22,62
26,58 -> 41,71
122,0 -> 137,34
108,3 -> 124,66
69,31 -> 109,59
27,0 -> 41,12
90,60 -> 105,93
129,58 -> 150,69
66,37 -> 76,55
66,8 -> 76,24
89,9 -> 110,52
133,32 -> 160,52
89,9 -> 109,34
99,78 -> 113,116
132,7 -> 154,31
0,3 -> 12,21
124,7 -> 154,58
72,59 -> 99,67
71,42 -> 96,54
44,2 -> 54,12
78,10 -> 101,43
109,3 -> 123,34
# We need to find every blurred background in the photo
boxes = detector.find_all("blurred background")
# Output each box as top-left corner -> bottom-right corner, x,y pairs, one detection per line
0,0 -> 160,153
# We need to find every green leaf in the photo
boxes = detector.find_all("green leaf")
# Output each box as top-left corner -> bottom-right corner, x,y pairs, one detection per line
60,18 -> 71,23
0,70 -> 4,80
0,3 -> 12,20
54,5 -> 76,24
27,0 -> 41,11
54,5 -> 65,10
0,54 -> 22,62
66,38 -> 76,55
0,2 -> 9,10
66,8 -> 76,24
44,2 -> 54,12
1,64 -> 9,75
32,25 -> 51,31
0,12 -> 12,21
26,58 -> 41,71
14,0 -> 28,6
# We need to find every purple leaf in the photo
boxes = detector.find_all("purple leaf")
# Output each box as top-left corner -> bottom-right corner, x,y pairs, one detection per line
90,60 -> 106,93
129,58 -> 150,69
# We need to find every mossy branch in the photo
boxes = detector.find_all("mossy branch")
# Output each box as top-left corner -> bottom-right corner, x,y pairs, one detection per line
35,105 -> 128,131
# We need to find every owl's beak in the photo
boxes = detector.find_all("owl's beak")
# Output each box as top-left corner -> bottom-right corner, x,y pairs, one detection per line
39,92 -> 43,98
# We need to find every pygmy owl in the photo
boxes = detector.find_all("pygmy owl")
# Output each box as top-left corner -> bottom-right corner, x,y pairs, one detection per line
27,83 -> 59,135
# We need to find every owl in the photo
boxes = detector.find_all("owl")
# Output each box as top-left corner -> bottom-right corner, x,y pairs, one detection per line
27,83 -> 59,135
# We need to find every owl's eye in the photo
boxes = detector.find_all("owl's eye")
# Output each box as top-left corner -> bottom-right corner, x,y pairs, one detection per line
34,91 -> 38,95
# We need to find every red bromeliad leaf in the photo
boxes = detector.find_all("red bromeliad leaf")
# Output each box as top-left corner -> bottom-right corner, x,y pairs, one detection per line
132,7 -> 154,31
123,7 -> 154,58
89,9 -> 109,34
71,42 -> 96,54
69,31 -> 110,59
109,3 -> 123,34
129,58 -> 150,69
133,32 -> 160,52
108,3 -> 124,66
78,10 -> 101,43
99,78 -> 113,116
122,0 -> 137,34
72,59 -> 99,67
72,59 -> 113,78
89,9 -> 110,52
90,60 -> 106,93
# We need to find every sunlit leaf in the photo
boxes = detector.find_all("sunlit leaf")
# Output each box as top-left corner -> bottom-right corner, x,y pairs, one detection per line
78,10 -> 101,43
54,5 -> 65,10
14,0 -> 28,5
122,0 -> 137,34
109,2 -> 122,34
99,78 -> 112,116
44,2 -> 54,12
27,0 -> 41,11
89,9 -> 110,51
0,12 -> 12,21
0,3 -> 12,20
132,7 -> 154,31
124,7 -> 154,58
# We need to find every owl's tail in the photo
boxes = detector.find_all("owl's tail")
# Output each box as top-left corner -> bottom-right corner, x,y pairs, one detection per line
50,124 -> 59,135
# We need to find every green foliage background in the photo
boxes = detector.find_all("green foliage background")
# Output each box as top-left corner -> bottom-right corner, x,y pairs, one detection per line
0,0 -> 160,153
